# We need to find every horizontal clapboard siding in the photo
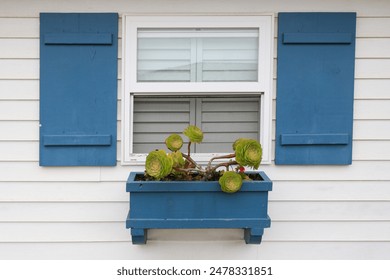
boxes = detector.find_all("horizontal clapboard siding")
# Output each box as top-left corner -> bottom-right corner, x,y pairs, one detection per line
0,0 -> 390,260
1,221 -> 390,242
1,241 -> 390,260
0,242 -> 389,260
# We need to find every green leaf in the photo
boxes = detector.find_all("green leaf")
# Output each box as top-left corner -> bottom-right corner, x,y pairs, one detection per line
165,134 -> 183,151
183,125 -> 204,143
145,150 -> 173,179
234,138 -> 262,169
219,171 -> 243,193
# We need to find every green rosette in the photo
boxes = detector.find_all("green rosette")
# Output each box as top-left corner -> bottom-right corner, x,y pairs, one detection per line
165,134 -> 183,151
218,171 -> 243,193
183,125 -> 204,143
232,138 -> 249,151
168,150 -> 185,168
145,150 -> 173,179
234,138 -> 262,169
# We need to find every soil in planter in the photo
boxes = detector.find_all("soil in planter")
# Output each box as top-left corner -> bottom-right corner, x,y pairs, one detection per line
135,172 -> 263,182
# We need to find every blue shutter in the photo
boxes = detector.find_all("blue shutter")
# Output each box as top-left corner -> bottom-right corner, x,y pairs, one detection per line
275,13 -> 356,165
40,13 -> 118,166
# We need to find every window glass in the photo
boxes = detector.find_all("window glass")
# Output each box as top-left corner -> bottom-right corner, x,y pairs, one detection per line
132,95 -> 260,154
137,28 -> 259,83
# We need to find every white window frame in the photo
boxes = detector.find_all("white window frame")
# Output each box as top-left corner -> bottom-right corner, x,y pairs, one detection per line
122,14 -> 274,165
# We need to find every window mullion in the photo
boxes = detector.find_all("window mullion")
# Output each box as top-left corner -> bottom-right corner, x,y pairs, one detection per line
190,38 -> 197,82
196,37 -> 203,82
194,98 -> 203,153
189,98 -> 197,153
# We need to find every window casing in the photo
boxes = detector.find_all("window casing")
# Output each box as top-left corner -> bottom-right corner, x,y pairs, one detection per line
122,15 -> 273,165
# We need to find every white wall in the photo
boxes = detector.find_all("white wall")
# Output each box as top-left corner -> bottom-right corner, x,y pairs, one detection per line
0,0 -> 389,259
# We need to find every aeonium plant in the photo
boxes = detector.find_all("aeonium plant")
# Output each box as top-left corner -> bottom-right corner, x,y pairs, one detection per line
144,125 -> 262,193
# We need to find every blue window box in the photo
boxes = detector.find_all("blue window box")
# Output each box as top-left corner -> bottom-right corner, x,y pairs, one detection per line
126,171 -> 272,244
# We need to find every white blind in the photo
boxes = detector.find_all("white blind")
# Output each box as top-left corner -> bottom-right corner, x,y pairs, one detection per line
137,28 -> 259,83
132,96 -> 260,154
196,97 -> 260,153
132,97 -> 193,152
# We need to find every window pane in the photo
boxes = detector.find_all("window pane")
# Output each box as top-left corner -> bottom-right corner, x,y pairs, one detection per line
132,97 -> 193,153
137,28 -> 259,83
132,95 -> 260,154
197,97 -> 260,153
201,37 -> 258,82
137,37 -> 193,82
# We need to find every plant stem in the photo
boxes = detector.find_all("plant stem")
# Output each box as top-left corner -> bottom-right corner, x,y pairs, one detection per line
181,153 -> 203,170
173,167 -> 206,175
207,153 -> 236,171
211,160 -> 238,173
187,141 -> 191,157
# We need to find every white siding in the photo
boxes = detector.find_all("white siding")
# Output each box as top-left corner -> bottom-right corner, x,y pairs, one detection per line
0,0 -> 390,260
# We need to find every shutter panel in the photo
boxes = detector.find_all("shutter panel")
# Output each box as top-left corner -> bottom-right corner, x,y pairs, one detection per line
275,13 -> 356,165
39,13 -> 118,166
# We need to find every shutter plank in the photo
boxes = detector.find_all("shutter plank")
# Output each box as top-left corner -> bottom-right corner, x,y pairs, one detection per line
44,33 -> 113,45
43,135 -> 112,146
283,32 -> 352,44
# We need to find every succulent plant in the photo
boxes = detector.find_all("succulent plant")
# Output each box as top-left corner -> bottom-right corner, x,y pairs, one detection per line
234,138 -> 262,169
218,171 -> 243,193
233,138 -> 249,151
168,150 -> 185,168
165,134 -> 183,151
145,150 -> 173,179
143,126 -> 262,193
183,125 -> 204,143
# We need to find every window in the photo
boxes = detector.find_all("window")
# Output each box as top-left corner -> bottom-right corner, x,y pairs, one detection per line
122,15 -> 273,165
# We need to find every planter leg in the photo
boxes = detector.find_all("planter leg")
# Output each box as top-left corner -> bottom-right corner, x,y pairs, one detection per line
131,228 -> 147,245
244,228 -> 264,244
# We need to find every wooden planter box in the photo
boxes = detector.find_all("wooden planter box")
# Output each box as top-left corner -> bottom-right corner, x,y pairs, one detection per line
126,171 -> 272,244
